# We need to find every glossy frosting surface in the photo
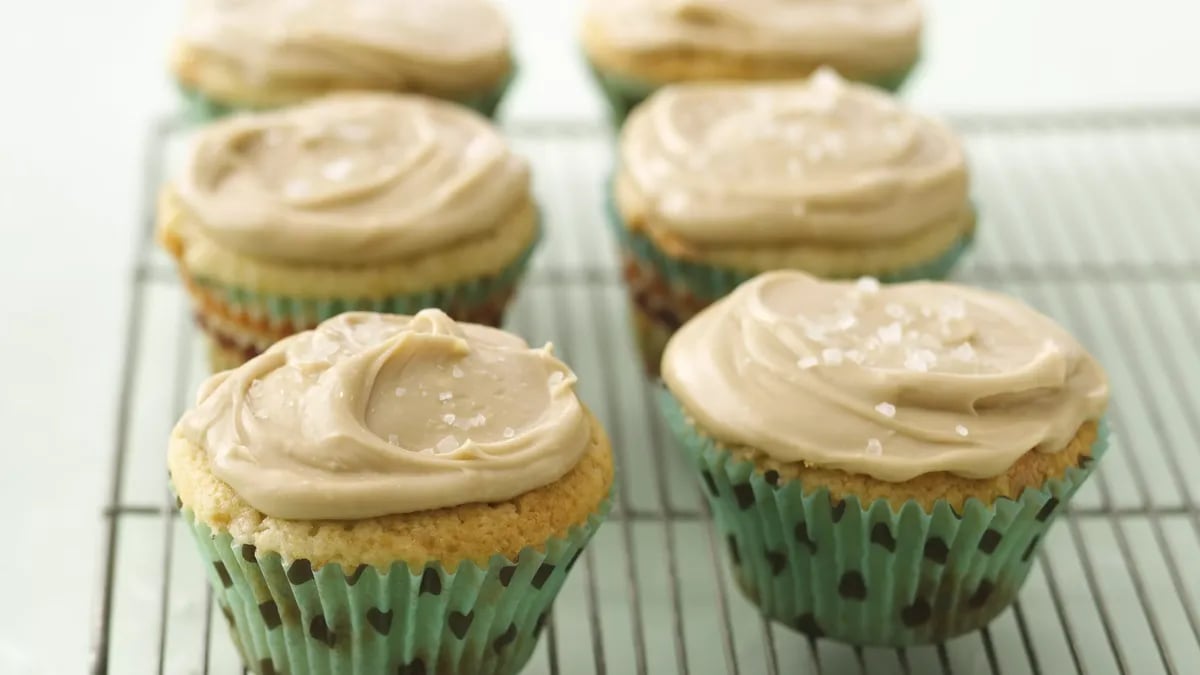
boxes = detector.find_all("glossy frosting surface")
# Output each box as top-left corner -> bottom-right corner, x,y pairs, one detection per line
174,93 -> 530,264
179,0 -> 511,91
178,310 -> 591,519
618,69 -> 969,246
662,272 -> 1109,480
584,0 -> 920,62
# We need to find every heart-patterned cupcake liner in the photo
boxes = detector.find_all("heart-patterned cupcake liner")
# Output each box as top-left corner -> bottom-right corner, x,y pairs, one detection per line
180,495 -> 610,675
658,388 -> 1109,646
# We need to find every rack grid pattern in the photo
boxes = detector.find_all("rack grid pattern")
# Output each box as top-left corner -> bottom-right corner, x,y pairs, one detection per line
93,110 -> 1200,675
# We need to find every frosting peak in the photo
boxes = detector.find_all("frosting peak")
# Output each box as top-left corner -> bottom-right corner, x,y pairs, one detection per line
180,310 -> 592,519
174,93 -> 530,264
662,272 -> 1109,481
618,70 -> 970,248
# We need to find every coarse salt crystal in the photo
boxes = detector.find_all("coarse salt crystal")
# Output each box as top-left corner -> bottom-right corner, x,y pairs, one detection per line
283,179 -> 311,199
951,343 -> 976,361
884,303 -> 908,320
822,348 -> 844,366
387,434 -> 400,446
439,392 -> 453,402
436,436 -> 459,453
845,349 -> 866,364
835,314 -> 858,331
904,352 -> 929,372
939,299 -> 966,321
451,366 -> 464,379
878,322 -> 903,344
806,325 -> 827,342
503,427 -> 515,439
470,414 -> 487,428
797,356 -> 820,369
548,371 -> 565,386
442,414 -> 456,425
875,402 -> 896,418
956,425 -> 970,437
856,276 -> 880,294
865,438 -> 883,456
321,158 -> 354,181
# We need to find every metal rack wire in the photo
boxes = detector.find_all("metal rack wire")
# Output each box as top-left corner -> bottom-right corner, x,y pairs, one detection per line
92,109 -> 1200,675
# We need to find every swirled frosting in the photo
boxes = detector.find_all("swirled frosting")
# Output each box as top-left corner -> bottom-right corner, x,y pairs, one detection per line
178,310 -> 592,519
584,0 -> 920,67
662,272 -> 1109,481
177,0 -> 511,92
618,69 -> 970,248
173,93 -> 530,264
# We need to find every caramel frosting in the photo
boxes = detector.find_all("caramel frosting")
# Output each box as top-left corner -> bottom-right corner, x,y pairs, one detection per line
177,0 -> 511,93
662,272 -> 1109,481
584,0 -> 920,67
173,93 -> 530,264
618,69 -> 970,249
177,310 -> 592,519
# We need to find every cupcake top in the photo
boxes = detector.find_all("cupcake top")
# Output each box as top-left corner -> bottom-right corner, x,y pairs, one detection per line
584,0 -> 920,68
617,69 -> 968,249
177,0 -> 511,93
178,310 -> 592,520
173,93 -> 530,264
662,272 -> 1109,481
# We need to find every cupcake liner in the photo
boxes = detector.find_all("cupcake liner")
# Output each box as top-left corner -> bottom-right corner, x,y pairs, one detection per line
587,60 -> 918,125
181,496 -> 611,675
189,232 -> 538,331
658,389 -> 1109,646
177,68 -> 516,124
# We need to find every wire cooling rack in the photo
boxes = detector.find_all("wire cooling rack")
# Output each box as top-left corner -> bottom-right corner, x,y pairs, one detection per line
92,109 -> 1200,675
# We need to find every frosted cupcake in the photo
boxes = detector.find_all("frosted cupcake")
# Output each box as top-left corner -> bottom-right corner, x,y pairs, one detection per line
171,0 -> 515,121
159,93 -> 538,371
659,271 -> 1109,645
614,69 -> 974,373
170,310 -> 614,675
582,0 -> 922,122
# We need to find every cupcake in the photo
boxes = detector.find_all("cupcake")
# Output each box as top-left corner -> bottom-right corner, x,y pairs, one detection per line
581,0 -> 922,122
659,271 -> 1109,645
613,69 -> 975,373
171,0 -> 515,121
158,93 -> 538,371
170,310 -> 614,675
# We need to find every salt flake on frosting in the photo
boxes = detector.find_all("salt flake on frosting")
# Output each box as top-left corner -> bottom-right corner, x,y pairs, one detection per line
503,427 -> 515,439
875,402 -> 896,418
865,438 -> 883,456
436,436 -> 459,454
797,356 -> 820,369
951,343 -> 976,362
878,322 -> 903,344
822,348 -> 844,366
956,425 -> 970,437
856,277 -> 881,294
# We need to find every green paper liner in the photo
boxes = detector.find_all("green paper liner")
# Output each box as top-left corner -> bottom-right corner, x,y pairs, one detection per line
177,67 -> 516,124
196,232 -> 537,326
658,389 -> 1109,646
181,497 -> 610,675
587,60 -> 918,125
